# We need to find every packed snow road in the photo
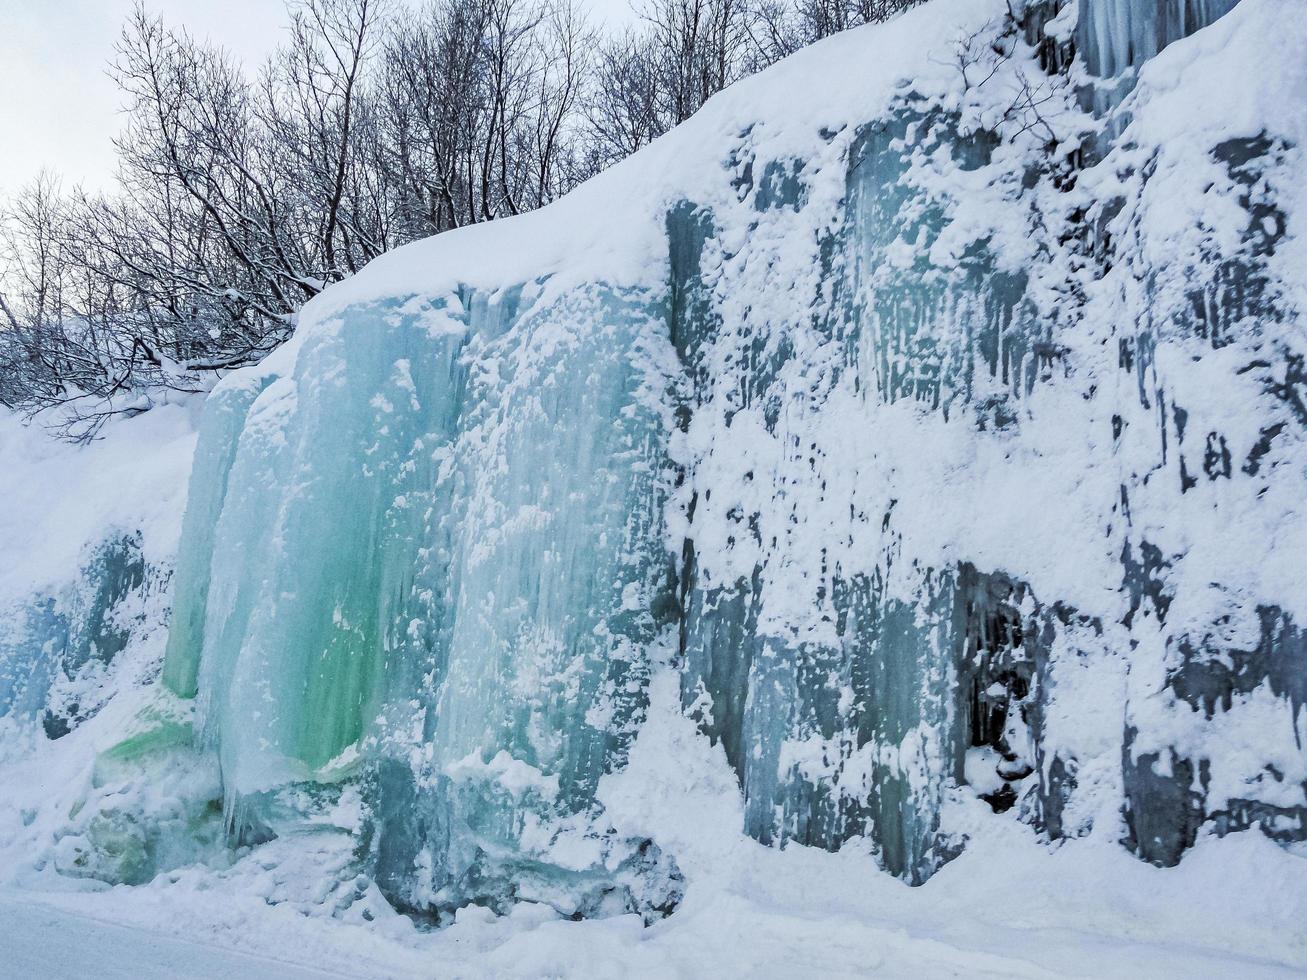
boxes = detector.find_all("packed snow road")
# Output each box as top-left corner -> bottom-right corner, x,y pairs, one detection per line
1,843 -> 1303,980
0,894 -> 345,980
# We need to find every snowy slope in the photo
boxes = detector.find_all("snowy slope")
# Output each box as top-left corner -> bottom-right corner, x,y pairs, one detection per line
0,405 -> 196,751
1,0 -> 1306,975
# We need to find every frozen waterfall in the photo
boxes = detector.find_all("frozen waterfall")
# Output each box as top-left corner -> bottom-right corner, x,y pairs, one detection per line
5,0 -> 1301,932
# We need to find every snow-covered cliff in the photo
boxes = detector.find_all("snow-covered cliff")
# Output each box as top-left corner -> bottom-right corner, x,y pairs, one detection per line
2,0 -> 1305,970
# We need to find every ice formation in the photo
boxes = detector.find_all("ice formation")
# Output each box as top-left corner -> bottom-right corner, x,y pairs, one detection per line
1076,0 -> 1241,77
2,0 -> 1304,932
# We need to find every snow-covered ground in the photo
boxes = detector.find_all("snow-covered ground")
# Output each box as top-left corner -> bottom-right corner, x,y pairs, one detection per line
3,829 -> 1304,978
0,401 -> 197,607
0,894 -> 343,980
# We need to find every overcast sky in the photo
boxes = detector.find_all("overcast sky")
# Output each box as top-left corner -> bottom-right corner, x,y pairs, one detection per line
0,0 -> 633,199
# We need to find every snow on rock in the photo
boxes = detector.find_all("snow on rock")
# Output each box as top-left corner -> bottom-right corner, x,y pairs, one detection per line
0,405 -> 196,743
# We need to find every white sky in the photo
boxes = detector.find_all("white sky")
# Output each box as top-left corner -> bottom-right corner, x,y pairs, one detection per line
0,0 -> 635,199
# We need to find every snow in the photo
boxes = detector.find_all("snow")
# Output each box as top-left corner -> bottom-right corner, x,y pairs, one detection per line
0,893 -> 343,980
2,669 -> 1305,978
293,0 -> 1002,321
2,0 -> 1306,974
0,403 -> 197,606
2,793 -> 1305,978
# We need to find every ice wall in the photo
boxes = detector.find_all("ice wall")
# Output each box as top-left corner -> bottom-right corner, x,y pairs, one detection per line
1078,0 -> 1242,77
157,285 -> 684,918
39,0 -> 1298,918
162,374 -> 275,700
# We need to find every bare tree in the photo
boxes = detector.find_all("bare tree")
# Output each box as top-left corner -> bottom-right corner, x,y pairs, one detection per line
0,0 -> 932,438
0,173 -> 74,409
585,29 -> 666,166
583,0 -> 750,170
378,0 -> 594,233
263,0 -> 391,278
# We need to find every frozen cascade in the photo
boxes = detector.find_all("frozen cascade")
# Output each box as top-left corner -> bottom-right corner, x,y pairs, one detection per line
1077,0 -> 1241,77
161,374 -> 276,699
675,110 -> 1036,882
11,0 -> 1302,928
158,285 -> 685,918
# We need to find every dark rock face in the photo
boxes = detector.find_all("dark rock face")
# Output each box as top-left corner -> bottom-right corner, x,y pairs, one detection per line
1122,733 -> 1206,867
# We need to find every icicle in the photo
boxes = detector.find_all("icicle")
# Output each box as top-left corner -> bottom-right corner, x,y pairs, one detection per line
1078,0 -> 1242,78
